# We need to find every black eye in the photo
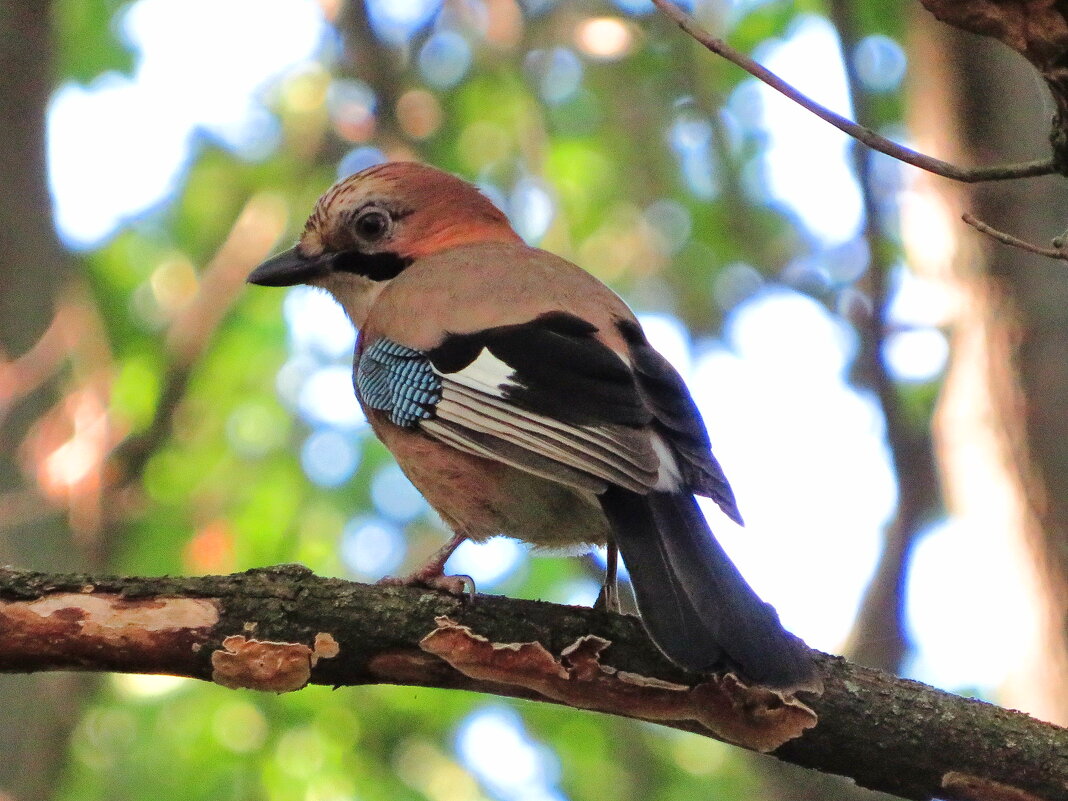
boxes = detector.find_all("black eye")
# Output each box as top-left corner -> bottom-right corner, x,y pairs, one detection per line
354,208 -> 391,242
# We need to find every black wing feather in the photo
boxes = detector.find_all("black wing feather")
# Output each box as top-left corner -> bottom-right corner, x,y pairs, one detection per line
616,318 -> 742,524
428,312 -> 649,428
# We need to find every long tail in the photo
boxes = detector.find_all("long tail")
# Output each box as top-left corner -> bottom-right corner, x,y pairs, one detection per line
599,486 -> 820,693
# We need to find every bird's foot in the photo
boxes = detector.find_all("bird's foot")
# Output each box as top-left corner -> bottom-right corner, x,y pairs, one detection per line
377,569 -> 476,600
594,541 -> 622,613
593,582 -> 621,613
377,532 -> 475,600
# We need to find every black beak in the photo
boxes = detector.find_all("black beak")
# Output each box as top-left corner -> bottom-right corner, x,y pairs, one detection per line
247,246 -> 330,287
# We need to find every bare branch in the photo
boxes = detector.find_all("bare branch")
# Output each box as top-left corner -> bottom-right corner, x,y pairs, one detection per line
650,0 -> 1058,184
0,565 -> 1065,801
962,213 -> 1068,260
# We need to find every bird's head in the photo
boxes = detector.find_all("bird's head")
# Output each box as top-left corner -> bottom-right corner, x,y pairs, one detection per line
247,162 -> 521,325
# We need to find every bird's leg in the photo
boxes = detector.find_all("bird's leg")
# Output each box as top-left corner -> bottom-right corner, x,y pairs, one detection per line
378,532 -> 475,599
594,540 -> 621,613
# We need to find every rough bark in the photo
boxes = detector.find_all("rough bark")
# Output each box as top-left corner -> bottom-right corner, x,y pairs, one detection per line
1,565 -> 1065,801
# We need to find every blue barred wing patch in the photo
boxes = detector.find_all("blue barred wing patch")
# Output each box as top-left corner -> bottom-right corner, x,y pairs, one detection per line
356,338 -> 441,427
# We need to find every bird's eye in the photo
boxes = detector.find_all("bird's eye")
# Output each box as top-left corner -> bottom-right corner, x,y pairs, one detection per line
354,208 -> 391,242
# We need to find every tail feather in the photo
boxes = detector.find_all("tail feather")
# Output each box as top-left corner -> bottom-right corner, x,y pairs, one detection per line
599,486 -> 819,693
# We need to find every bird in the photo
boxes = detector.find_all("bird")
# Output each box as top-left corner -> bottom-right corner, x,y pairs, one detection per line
248,161 -> 820,693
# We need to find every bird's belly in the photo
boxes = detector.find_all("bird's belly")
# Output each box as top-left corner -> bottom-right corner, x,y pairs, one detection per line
373,417 -> 609,549
495,463 -> 610,550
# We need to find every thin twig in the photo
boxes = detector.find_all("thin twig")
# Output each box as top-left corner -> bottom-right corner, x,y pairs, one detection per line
650,0 -> 1059,184
962,213 -> 1068,260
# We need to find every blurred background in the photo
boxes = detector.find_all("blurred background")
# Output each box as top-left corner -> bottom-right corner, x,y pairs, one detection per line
2,0 -> 1068,799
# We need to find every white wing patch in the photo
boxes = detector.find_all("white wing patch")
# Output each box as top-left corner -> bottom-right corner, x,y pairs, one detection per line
423,346 -> 666,494
651,432 -> 683,491
440,348 -> 517,398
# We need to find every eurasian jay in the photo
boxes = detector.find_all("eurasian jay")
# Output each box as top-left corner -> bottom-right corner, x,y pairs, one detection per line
248,161 -> 819,693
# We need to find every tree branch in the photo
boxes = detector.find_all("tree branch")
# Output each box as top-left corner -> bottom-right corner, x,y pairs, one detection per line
962,212 -> 1068,260
650,0 -> 1059,184
0,565 -> 1064,801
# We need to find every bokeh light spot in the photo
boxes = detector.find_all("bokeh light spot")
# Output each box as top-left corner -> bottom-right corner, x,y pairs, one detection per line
394,738 -> 484,801
853,34 -> 907,93
337,146 -> 388,179
281,65 -> 329,113
366,0 -> 442,45
484,0 -> 524,49
226,401 -> 289,458
275,354 -> 317,409
275,726 -> 326,779
112,673 -> 190,699
509,178 -> 555,242
447,538 -> 524,588
397,89 -> 444,140
371,463 -> 428,523
610,0 -> 688,15
551,578 -> 602,607
419,30 -> 473,89
887,264 -> 955,328
149,255 -> 198,316
213,701 -> 269,753
456,706 -> 563,801
906,519 -> 1036,693
884,328 -> 949,383
643,199 -> 692,255
301,428 -> 361,487
341,516 -> 406,578
525,47 -> 583,105
284,285 -> 356,360
756,16 -> 863,245
669,115 -> 719,200
575,17 -> 635,60
327,78 -> 377,141
184,520 -> 236,573
297,366 -> 366,429
713,261 -> 764,310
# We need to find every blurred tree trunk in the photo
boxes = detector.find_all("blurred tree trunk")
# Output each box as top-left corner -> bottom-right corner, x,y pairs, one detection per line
0,4 -> 95,800
911,18 -> 1068,724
